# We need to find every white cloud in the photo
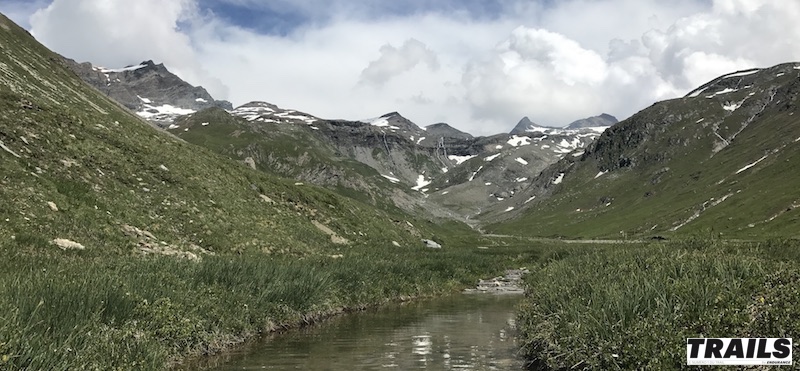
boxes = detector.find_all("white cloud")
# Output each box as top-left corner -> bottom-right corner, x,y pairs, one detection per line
28,0 -> 229,99
0,0 -> 50,29
360,38 -> 439,86
8,0 -> 800,136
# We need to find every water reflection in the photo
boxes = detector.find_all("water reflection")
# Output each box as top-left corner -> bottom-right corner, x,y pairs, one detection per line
205,294 -> 525,370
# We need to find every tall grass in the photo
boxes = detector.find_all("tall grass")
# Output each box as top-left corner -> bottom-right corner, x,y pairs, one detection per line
516,240 -> 800,369
0,239 -> 547,370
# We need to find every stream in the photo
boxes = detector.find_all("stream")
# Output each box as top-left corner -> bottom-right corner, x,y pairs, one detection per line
203,293 -> 526,370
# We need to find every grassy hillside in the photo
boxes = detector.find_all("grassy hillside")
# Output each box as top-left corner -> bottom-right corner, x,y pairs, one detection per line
487,63 -> 800,239
0,13 -> 529,369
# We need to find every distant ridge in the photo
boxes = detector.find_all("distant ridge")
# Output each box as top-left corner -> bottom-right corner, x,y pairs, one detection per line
566,113 -> 618,129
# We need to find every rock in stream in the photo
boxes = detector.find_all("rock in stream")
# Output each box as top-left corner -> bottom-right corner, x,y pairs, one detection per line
463,268 -> 529,294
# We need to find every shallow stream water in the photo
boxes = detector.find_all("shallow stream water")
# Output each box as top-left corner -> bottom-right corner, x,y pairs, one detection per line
205,293 -> 526,370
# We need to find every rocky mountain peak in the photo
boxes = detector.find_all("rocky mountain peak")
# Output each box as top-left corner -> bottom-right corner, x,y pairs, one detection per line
359,111 -> 425,140
509,116 -> 538,135
64,57 -> 233,127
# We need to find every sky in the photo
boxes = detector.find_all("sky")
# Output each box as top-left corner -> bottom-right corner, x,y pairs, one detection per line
2,0 -> 800,135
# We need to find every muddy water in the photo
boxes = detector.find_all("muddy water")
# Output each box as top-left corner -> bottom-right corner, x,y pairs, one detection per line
208,293 -> 526,370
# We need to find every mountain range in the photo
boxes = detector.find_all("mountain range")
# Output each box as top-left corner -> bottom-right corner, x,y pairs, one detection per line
64,58 -> 617,224
59,51 -> 800,239
5,8 -> 799,241
487,63 -> 800,238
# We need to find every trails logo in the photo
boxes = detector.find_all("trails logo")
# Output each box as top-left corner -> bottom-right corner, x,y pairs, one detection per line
686,338 -> 792,365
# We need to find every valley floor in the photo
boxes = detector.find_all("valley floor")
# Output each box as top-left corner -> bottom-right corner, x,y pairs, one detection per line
2,237 -> 798,370
0,237 -> 546,370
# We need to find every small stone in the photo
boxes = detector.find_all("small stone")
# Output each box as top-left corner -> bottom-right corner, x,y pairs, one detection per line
392,241 -> 401,247
47,201 -> 58,211
244,157 -> 256,170
52,238 -> 85,250
159,164 -> 169,171
422,239 -> 442,248
330,235 -> 350,245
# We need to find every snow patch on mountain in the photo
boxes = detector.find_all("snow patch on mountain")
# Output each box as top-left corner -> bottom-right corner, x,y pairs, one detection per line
723,102 -> 741,112
507,135 -> 531,147
138,104 -> 195,120
722,69 -> 760,79
448,154 -> 476,165
469,166 -> 484,182
381,174 -> 400,183
705,88 -> 737,98
735,154 -> 768,174
95,62 -> 147,73
231,103 -> 318,125
485,153 -> 501,162
411,175 -> 431,191
365,117 -> 389,127
688,87 -> 708,98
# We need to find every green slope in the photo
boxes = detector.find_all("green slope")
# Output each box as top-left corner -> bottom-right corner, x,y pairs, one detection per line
0,13 -> 510,369
488,63 -> 800,239
0,13 -> 452,257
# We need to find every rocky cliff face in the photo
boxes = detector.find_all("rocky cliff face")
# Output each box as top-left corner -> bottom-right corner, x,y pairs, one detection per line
65,59 -> 232,126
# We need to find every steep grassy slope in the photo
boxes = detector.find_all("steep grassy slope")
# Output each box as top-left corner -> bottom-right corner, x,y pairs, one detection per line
0,13 -> 517,369
487,64 -> 800,239
0,12 -> 467,260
